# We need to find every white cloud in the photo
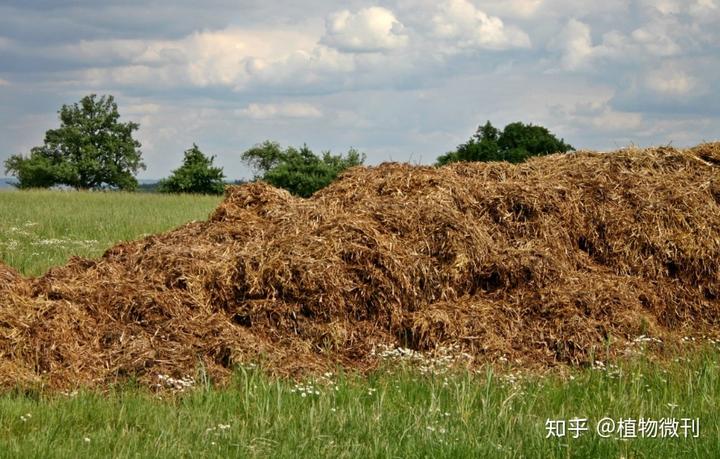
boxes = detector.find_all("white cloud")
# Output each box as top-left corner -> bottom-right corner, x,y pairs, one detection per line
630,24 -> 681,57
639,0 -> 717,17
690,0 -> 718,16
175,27 -> 323,87
585,105 -> 643,132
499,0 -> 544,17
235,103 -> 323,119
68,26 -> 358,92
431,0 -> 531,50
550,15 -> 685,71
644,0 -> 683,15
238,46 -> 354,90
428,0 -> 544,19
554,18 -> 594,70
321,7 -> 408,53
550,19 -> 629,70
553,99 -> 644,133
645,67 -> 696,95
633,0 -> 719,47
0,78 -> 9,86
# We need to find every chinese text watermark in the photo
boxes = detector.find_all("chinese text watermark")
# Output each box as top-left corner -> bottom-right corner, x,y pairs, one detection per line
545,417 -> 700,439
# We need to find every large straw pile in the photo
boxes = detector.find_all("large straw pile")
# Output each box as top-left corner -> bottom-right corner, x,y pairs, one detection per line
0,143 -> 719,389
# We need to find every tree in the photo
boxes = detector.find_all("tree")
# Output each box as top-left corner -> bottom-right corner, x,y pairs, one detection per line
436,120 -> 574,165
498,122 -> 574,161
158,144 -> 225,195
4,94 -> 144,190
241,141 -> 365,197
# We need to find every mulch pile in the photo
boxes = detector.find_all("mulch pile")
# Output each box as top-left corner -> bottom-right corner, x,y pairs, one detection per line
1,143 -> 719,389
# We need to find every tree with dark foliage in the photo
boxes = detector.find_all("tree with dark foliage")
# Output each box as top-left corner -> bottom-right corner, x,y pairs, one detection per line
437,121 -> 574,165
158,144 -> 225,195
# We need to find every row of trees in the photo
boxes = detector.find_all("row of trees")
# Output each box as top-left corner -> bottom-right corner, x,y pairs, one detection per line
4,94 -> 574,196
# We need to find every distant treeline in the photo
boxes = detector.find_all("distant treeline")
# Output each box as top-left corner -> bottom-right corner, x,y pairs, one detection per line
3,94 -> 573,196
137,179 -> 248,193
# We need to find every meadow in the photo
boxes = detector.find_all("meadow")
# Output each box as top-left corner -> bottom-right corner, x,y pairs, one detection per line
0,190 -> 222,277
0,190 -> 718,458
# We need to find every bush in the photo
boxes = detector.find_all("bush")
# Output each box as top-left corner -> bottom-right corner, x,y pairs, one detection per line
241,141 -> 365,197
158,144 -> 225,195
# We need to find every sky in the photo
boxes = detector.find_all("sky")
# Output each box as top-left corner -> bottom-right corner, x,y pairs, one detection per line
0,0 -> 718,180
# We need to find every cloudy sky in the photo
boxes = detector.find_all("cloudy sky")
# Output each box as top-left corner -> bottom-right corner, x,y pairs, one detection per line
0,0 -> 718,179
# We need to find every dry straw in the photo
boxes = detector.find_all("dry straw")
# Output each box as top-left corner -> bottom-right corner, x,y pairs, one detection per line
1,143 -> 719,389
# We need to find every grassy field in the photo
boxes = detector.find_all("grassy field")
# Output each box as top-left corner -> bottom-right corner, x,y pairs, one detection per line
0,189 -> 222,276
1,354 -> 719,458
0,190 -> 718,458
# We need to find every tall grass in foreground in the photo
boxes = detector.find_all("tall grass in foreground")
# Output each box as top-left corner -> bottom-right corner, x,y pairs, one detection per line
0,350 -> 718,458
0,190 -> 222,276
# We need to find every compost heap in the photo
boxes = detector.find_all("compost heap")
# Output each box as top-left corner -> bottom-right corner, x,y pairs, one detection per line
1,143 -> 719,389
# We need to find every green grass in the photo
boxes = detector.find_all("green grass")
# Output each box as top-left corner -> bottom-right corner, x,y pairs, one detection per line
0,190 -> 718,458
0,189 -> 222,276
1,354 -> 718,458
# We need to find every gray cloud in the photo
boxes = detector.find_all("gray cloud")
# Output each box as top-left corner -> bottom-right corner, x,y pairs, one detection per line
1,0 -> 718,180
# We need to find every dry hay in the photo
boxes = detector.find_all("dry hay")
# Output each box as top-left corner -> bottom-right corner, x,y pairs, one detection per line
1,264 -> 24,293
1,143 -> 719,390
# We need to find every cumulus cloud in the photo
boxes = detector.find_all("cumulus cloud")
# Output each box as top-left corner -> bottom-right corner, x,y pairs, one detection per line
549,19 -> 633,71
431,0 -> 531,50
239,46 -> 354,91
549,14 -> 687,71
690,0 -> 719,17
170,27 -> 324,88
637,0 -> 717,17
553,19 -> 594,70
563,100 -> 644,132
235,102 -> 323,119
493,0 -> 544,18
630,0 -> 719,50
321,7 -> 408,53
64,26 -> 358,92
645,66 -> 696,95
643,0 -> 683,15
630,23 -> 681,57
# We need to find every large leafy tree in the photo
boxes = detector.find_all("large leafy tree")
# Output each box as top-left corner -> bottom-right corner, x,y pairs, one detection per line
241,141 -> 365,197
4,94 -> 144,190
158,144 -> 225,195
437,121 -> 574,165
